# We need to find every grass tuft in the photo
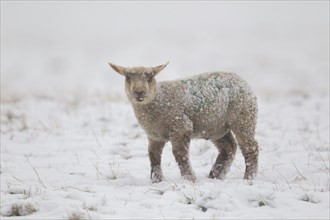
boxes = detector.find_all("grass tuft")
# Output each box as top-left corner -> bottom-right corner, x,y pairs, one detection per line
301,194 -> 321,204
3,202 -> 38,216
258,200 -> 267,207
199,206 -> 208,212
67,210 -> 91,220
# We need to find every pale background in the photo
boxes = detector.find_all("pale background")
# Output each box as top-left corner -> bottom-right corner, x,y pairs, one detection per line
2,1 -> 329,100
1,2 -> 329,219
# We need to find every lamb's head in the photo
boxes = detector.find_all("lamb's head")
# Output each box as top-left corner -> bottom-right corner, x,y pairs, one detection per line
109,62 -> 169,104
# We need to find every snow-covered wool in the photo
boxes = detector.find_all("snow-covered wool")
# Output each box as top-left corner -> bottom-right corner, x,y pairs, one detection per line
109,62 -> 259,183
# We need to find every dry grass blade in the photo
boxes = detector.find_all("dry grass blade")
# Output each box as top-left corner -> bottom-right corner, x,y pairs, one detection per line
25,155 -> 46,189
312,145 -> 329,172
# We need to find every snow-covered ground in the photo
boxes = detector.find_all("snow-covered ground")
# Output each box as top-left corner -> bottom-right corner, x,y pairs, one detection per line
1,1 -> 329,219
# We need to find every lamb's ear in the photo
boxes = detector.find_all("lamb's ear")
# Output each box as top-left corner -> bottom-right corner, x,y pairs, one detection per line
108,62 -> 126,76
152,62 -> 169,75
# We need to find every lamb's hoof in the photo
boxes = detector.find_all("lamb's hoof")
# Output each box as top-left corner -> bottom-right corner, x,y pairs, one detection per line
151,178 -> 162,183
243,172 -> 256,180
208,169 -> 225,180
183,174 -> 197,182
151,172 -> 163,183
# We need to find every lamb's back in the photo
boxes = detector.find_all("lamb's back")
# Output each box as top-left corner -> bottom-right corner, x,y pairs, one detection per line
155,72 -> 255,139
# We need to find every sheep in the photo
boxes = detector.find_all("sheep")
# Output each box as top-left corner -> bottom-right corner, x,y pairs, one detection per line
109,62 -> 259,183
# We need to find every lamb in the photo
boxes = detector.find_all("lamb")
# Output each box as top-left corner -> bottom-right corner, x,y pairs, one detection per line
109,62 -> 259,183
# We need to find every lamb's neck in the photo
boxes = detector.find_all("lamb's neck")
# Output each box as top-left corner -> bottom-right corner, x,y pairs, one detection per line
131,98 -> 158,113
132,92 -> 163,121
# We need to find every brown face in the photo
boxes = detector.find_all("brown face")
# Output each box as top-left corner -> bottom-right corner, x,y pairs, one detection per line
124,71 -> 157,104
109,62 -> 169,105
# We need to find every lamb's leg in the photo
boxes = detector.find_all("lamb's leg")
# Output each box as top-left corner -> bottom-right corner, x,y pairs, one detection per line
235,131 -> 259,180
171,135 -> 196,182
148,138 -> 165,183
209,131 -> 238,179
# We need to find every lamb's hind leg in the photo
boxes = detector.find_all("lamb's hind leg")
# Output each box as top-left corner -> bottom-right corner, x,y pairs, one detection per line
209,131 -> 238,179
235,130 -> 259,180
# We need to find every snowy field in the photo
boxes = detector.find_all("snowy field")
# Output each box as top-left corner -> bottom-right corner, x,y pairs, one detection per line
1,2 -> 329,219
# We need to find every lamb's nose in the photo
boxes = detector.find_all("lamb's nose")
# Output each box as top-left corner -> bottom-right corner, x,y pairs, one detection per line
134,91 -> 145,97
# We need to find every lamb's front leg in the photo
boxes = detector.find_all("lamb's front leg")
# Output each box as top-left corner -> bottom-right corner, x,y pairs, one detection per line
148,138 -> 165,183
171,135 -> 196,182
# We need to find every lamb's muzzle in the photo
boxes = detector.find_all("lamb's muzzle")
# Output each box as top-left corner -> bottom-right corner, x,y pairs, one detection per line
109,62 -> 259,183
133,90 -> 145,102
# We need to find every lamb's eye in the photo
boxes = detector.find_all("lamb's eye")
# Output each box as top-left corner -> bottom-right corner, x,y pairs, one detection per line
147,76 -> 153,83
126,76 -> 131,82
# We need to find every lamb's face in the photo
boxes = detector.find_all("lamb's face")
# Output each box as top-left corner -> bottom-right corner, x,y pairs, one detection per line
109,62 -> 169,105
124,69 -> 157,104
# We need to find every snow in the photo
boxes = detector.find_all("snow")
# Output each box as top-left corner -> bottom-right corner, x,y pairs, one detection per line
1,93 -> 329,219
1,1 -> 329,219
